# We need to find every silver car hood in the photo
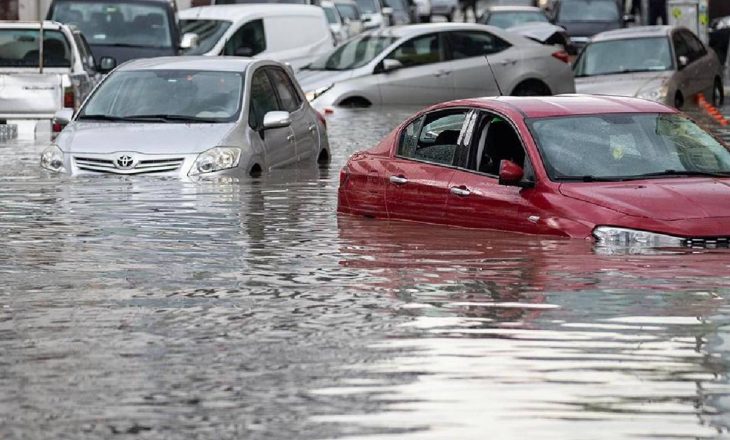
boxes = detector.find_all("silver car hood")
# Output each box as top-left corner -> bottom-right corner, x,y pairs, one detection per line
58,122 -> 235,154
296,69 -> 357,92
575,71 -> 673,97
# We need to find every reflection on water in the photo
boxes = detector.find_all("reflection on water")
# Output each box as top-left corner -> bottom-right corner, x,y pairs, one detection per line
1,106 -> 730,439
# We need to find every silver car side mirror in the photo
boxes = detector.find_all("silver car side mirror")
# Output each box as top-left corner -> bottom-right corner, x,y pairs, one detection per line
262,111 -> 291,130
382,58 -> 404,72
180,32 -> 199,50
53,108 -> 74,125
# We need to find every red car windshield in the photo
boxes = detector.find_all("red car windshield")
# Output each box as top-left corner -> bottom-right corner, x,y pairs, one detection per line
528,113 -> 730,181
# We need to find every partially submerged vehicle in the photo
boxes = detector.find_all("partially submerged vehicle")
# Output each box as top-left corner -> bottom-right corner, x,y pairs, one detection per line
42,57 -> 330,177
0,21 -> 98,139
338,95 -> 730,247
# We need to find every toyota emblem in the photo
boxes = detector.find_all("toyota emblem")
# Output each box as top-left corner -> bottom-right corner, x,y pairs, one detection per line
115,154 -> 135,170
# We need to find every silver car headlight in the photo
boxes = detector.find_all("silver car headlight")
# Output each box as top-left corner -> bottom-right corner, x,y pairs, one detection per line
636,82 -> 668,102
592,226 -> 684,247
189,146 -> 241,176
40,145 -> 67,173
305,84 -> 334,102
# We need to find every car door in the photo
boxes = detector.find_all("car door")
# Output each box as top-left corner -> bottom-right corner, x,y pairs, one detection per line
377,32 -> 455,105
265,66 -> 318,162
445,30 -> 513,98
385,108 -> 472,223
672,30 -> 704,100
248,68 -> 296,169
682,30 -> 716,95
446,111 -> 543,234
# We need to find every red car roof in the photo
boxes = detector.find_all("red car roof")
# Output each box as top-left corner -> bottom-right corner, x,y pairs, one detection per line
438,94 -> 677,118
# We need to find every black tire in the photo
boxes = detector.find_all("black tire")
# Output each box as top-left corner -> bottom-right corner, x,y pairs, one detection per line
339,97 -> 371,108
511,80 -> 551,96
713,78 -> 724,108
674,92 -> 684,109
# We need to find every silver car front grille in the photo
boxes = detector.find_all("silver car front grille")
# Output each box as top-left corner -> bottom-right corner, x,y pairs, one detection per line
73,155 -> 185,174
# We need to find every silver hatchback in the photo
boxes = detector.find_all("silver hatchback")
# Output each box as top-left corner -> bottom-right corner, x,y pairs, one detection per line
41,57 -> 330,178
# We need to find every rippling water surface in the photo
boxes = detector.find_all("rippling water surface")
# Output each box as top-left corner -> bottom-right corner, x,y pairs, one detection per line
2,107 -> 730,439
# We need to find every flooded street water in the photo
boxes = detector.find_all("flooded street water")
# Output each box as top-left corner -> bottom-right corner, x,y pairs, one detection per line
2,106 -> 730,439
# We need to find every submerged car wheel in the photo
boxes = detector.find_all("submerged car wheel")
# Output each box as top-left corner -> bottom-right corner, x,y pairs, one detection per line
713,78 -> 724,107
339,97 -> 371,108
317,149 -> 330,165
674,92 -> 684,109
511,80 -> 551,96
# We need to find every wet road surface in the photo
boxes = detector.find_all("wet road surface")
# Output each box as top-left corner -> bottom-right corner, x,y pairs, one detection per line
2,106 -> 730,439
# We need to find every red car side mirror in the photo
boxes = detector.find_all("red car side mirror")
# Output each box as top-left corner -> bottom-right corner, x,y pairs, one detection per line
498,160 -> 524,186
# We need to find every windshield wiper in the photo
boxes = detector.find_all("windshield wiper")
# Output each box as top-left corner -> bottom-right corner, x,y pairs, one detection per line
621,169 -> 730,179
557,175 -> 624,182
123,114 -> 222,123
76,114 -> 146,122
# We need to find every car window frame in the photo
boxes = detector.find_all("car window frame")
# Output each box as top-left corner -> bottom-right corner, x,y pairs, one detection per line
263,66 -> 304,114
394,107 -> 475,168
248,67 -> 283,130
461,110 -> 532,180
72,30 -> 96,73
383,32 -> 447,69
444,29 -> 512,60
672,30 -> 692,66
681,30 -> 707,62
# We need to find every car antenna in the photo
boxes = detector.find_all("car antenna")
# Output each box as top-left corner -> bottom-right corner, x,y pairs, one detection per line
485,55 -> 503,96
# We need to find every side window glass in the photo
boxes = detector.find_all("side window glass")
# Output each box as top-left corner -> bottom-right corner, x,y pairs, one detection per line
398,111 -> 467,165
387,33 -> 443,68
673,32 -> 690,64
224,19 -> 266,57
248,69 -> 281,129
471,115 -> 526,176
449,31 -> 510,59
266,68 -> 302,113
683,32 -> 706,61
73,32 -> 95,71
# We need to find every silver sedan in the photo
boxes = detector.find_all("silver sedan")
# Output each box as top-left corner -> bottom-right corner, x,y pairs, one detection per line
41,57 -> 330,178
574,26 -> 724,109
297,23 -> 575,108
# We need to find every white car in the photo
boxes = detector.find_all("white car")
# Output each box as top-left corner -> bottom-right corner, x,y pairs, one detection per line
42,57 -> 330,178
179,4 -> 334,70
0,21 -> 99,139
412,0 -> 432,22
298,23 -> 575,108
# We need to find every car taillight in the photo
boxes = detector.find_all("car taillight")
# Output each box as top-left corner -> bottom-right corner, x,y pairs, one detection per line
63,87 -> 75,108
316,110 -> 327,129
551,50 -> 570,64
52,121 -> 64,133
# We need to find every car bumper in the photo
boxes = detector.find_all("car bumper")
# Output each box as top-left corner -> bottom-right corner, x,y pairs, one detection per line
54,151 -> 248,179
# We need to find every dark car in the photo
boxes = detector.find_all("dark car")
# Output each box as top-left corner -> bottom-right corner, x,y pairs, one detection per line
549,0 -> 632,50
47,0 -> 194,68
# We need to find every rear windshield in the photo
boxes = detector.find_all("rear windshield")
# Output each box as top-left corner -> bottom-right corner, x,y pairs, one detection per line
50,1 -> 172,48
180,19 -> 231,55
0,29 -> 71,68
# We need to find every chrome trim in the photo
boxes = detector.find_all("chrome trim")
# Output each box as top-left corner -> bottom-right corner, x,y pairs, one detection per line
73,153 -> 186,175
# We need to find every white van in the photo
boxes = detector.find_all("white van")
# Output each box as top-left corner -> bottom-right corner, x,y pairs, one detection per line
179,5 -> 334,69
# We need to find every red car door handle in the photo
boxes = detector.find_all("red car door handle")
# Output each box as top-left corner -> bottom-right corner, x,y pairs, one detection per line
450,186 -> 471,197
389,175 -> 408,185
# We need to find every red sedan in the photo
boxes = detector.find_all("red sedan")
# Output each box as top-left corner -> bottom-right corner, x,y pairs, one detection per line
337,95 -> 730,247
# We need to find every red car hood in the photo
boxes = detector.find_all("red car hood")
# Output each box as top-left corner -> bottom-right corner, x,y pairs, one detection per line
559,179 -> 730,221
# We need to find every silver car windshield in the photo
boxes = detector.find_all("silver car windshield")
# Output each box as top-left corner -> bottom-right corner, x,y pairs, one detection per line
528,113 -> 730,181
50,1 -> 172,48
488,11 -> 548,28
558,0 -> 619,22
180,19 -> 232,55
79,70 -> 243,123
307,35 -> 397,70
574,37 -> 673,76
0,29 -> 71,67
